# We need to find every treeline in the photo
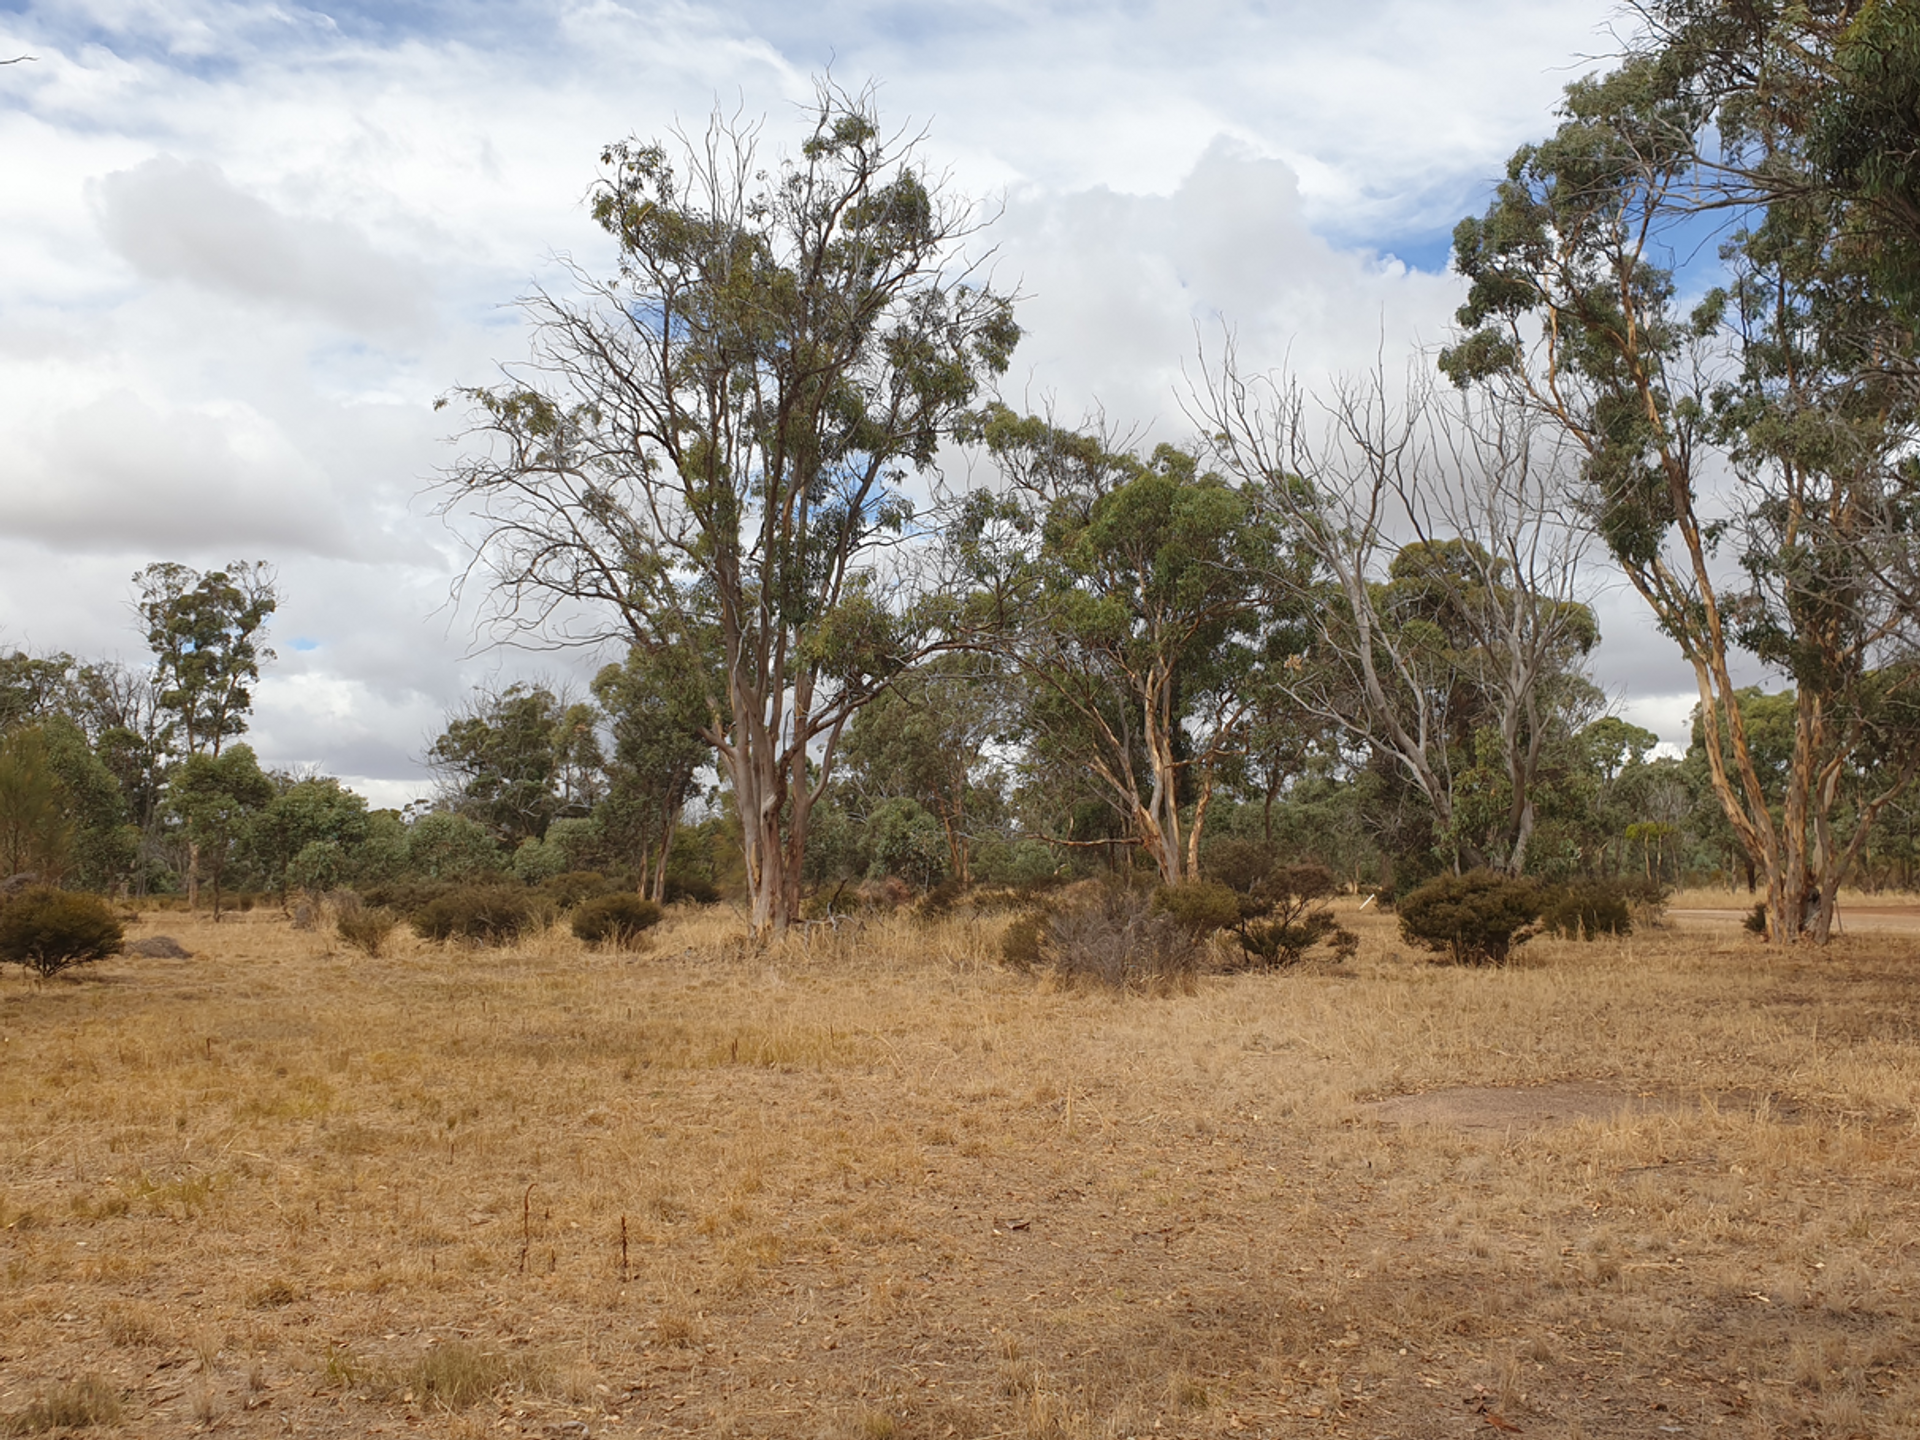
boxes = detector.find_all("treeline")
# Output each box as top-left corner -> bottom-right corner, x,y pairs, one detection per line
11,8 -> 1920,948
437,12 -> 1920,944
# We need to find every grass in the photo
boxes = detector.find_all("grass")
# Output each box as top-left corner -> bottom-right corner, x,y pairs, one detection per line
0,900 -> 1918,1437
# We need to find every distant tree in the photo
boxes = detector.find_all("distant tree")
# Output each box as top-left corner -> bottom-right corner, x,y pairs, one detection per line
1205,369 -> 1598,876
591,644 -> 711,902
0,727 -> 73,881
135,561 -> 277,758
247,775 -> 372,903
428,683 -> 600,847
839,654 -> 1011,886
438,84 -> 1018,935
955,408 -> 1279,883
165,744 -> 274,918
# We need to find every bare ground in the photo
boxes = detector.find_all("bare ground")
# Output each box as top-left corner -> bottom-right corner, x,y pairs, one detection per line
2,903 -> 1918,1439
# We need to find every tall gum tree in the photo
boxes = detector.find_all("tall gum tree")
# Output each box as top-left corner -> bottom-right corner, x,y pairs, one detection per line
1201,364 -> 1598,879
441,86 -> 1018,936
1442,13 -> 1920,941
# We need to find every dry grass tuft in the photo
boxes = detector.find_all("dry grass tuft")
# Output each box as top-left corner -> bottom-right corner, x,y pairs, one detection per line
3,1375 -> 122,1434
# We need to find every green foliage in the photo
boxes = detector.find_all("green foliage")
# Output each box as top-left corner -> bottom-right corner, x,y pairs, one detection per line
570,893 -> 663,948
135,560 -> 276,757
0,886 -> 125,977
249,776 -> 371,900
1230,863 -> 1355,969
1397,870 -> 1542,966
429,684 -> 602,847
165,744 -> 274,916
1538,877 -> 1637,939
410,886 -> 539,945
0,727 -> 73,882
1149,881 -> 1242,937
540,870 -> 613,909
403,812 -> 504,882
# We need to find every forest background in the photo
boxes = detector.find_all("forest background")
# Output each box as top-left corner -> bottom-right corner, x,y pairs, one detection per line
6,1 -> 1920,947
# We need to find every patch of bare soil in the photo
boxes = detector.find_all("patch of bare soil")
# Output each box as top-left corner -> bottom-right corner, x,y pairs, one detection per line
1363,1082 -> 1693,1133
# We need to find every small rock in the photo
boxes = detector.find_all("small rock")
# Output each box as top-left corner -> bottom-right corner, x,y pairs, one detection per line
126,935 -> 194,959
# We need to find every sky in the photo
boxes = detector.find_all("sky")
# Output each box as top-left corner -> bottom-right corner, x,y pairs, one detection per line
0,0 -> 1710,806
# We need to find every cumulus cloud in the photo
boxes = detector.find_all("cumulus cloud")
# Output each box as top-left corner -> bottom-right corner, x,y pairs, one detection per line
2,0 -> 1709,797
91,157 -> 435,338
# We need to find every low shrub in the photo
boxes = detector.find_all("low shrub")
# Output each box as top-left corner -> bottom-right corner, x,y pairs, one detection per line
539,871 -> 612,910
1539,877 -> 1636,939
1231,863 -> 1354,969
335,905 -> 400,957
1150,881 -> 1243,937
1397,869 -> 1542,966
1046,886 -> 1204,994
1000,911 -> 1048,969
0,887 -> 125,978
663,875 -> 720,905
411,886 -> 539,946
1201,837 -> 1276,895
570,893 -> 663,948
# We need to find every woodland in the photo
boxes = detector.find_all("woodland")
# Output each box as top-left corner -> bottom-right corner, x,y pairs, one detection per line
5,1 -> 1920,949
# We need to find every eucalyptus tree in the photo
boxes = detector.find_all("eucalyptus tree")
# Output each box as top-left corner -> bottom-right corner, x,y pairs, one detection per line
591,641 -> 712,902
1441,9 -> 1920,940
440,84 -> 1018,935
1203,367 -> 1598,877
135,561 -> 277,759
953,407 -> 1280,883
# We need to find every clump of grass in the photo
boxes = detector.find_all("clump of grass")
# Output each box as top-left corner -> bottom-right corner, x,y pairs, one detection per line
3,1375 -> 123,1433
1044,886 -> 1204,993
402,1341 -> 549,1409
335,905 -> 399,957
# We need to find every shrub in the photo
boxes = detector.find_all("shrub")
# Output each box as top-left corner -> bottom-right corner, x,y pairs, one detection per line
539,870 -> 613,910
0,887 -> 125,978
335,905 -> 400,957
1397,869 -> 1542,966
663,875 -> 720,905
1046,886 -> 1204,994
1539,877 -> 1635,939
1202,838 -> 1275,895
1150,881 -> 1243,937
1228,863 -> 1353,969
570,893 -> 663,948
411,886 -> 539,945
1000,911 -> 1048,970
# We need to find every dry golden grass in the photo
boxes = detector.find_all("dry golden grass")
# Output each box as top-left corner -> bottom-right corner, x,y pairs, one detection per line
2,899 -> 1918,1438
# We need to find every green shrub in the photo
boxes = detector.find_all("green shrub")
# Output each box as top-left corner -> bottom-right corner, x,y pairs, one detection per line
663,875 -> 720,905
1539,877 -> 1635,939
335,905 -> 400,957
1202,837 -> 1275,895
0,887 -> 125,978
1397,869 -> 1542,966
411,886 -> 539,945
1229,863 -> 1353,969
1150,881 -> 1244,936
570,893 -> 663,948
539,870 -> 613,909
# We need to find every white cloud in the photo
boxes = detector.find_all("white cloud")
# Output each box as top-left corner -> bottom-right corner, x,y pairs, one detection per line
92,157 -> 436,337
0,0 -> 1672,795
